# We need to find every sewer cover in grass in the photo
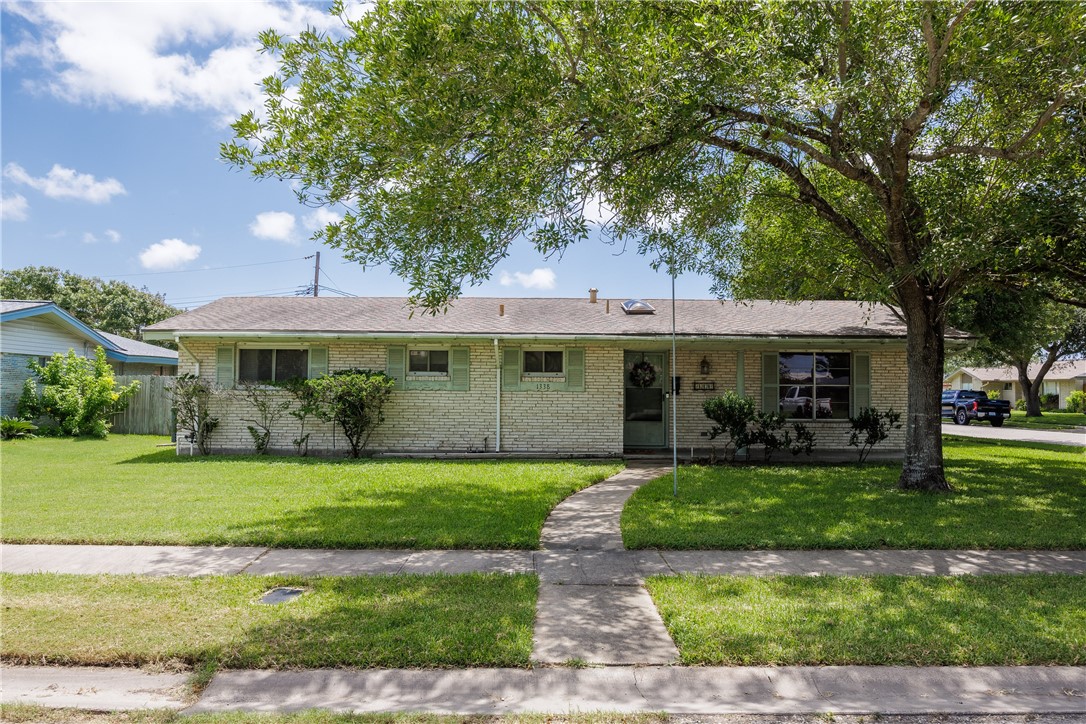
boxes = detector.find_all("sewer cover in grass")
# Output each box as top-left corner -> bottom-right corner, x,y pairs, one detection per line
259,587 -> 305,605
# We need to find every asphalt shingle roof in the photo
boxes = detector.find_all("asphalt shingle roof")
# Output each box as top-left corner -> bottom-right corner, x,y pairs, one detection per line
144,296 -> 956,340
0,300 -> 53,313
958,360 -> 1086,382
97,331 -> 178,360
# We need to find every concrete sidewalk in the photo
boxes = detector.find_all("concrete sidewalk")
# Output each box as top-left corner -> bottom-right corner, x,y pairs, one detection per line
4,544 -> 1084,578
5,664 -> 1085,715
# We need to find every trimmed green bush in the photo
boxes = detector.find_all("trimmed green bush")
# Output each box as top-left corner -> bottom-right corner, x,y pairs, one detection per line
1065,390 -> 1085,414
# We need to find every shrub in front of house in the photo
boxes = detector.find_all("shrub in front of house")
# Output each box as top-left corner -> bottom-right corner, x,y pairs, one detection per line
168,374 -> 221,455
305,369 -> 395,458
18,348 -> 139,438
1040,393 -> 1060,411
848,407 -> 902,463
1066,390 -> 1085,413
703,392 -> 756,462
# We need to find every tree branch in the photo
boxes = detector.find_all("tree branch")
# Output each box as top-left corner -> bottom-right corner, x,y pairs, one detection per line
909,93 -> 1067,161
703,134 -> 893,275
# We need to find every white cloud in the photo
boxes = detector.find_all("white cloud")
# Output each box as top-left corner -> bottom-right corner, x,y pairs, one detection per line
498,268 -> 557,290
105,229 -> 121,243
139,238 -> 201,270
249,211 -> 297,243
82,232 -> 98,244
583,193 -> 615,226
4,1 -> 345,122
303,207 -> 342,229
1,193 -> 29,221
4,162 -> 126,203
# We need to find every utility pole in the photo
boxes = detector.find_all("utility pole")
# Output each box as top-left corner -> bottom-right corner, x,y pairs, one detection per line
312,251 -> 320,297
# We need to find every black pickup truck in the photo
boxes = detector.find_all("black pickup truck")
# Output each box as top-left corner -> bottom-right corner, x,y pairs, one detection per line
941,390 -> 1012,427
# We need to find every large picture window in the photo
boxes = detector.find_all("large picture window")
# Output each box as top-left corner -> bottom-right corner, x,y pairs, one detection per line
237,348 -> 309,383
777,352 -> 851,420
408,349 -> 449,376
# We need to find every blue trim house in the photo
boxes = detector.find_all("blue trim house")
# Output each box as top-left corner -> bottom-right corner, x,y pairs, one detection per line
1,300 -> 178,416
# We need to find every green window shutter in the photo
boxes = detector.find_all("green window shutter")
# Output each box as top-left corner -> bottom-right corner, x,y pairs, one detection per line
449,347 -> 470,391
216,346 -> 234,386
853,352 -> 871,414
565,348 -> 585,391
387,346 -> 406,386
502,348 -> 520,391
307,347 -> 328,379
761,352 -> 778,413
736,351 -> 745,396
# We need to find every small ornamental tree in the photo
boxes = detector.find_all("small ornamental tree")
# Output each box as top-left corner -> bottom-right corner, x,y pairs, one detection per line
280,377 -> 322,456
849,407 -> 904,464
238,382 -> 291,454
306,369 -> 395,458
168,374 -> 220,455
703,392 -> 756,463
18,348 -> 139,438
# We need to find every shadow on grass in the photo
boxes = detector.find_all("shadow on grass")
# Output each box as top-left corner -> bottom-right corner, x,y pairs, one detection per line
623,438 -> 1086,550
218,477 -> 566,549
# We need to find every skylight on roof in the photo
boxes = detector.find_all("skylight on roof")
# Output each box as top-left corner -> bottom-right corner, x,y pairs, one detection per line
621,299 -> 656,315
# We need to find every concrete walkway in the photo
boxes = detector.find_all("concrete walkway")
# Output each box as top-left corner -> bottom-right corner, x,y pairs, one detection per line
5,544 -> 1085,578
6,665 -> 1085,715
534,464 -> 677,665
943,423 -> 1085,446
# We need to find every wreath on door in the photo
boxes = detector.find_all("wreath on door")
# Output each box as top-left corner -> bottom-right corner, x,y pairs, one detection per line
629,360 -> 657,388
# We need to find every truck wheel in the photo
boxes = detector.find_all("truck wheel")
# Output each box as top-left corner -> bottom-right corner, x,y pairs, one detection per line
955,409 -> 969,426
991,417 -> 1004,427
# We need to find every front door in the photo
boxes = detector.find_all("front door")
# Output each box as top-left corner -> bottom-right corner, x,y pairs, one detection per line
623,351 -> 667,448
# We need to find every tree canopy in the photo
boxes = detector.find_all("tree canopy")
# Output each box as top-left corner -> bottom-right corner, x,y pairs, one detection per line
225,0 -> 1086,490
1,266 -> 180,343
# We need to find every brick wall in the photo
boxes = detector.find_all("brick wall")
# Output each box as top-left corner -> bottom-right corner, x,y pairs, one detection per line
0,352 -> 35,417
176,340 -> 907,456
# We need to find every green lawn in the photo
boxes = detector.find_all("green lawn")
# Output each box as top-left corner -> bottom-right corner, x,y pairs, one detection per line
1,572 -> 535,669
622,438 -> 1086,549
647,574 -> 1086,666
0,436 -> 621,549
1003,410 -> 1086,430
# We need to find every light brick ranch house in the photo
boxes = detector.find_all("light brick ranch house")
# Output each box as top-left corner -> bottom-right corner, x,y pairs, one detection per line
144,295 -> 964,457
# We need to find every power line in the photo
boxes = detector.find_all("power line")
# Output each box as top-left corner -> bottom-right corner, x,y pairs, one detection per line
167,286 -> 304,303
102,257 -> 307,279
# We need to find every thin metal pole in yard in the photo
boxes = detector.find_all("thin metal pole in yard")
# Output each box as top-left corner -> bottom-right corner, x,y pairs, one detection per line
672,269 -> 678,497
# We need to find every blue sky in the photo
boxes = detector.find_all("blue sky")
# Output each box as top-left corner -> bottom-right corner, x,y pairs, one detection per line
1,1 -> 717,311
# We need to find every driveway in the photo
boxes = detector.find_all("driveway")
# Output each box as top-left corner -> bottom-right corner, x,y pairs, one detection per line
942,422 -> 1085,447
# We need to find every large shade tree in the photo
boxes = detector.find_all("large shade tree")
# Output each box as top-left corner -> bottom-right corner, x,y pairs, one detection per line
1,266 -> 180,343
225,1 -> 1085,490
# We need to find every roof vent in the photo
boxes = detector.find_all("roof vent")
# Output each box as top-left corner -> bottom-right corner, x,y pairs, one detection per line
621,299 -> 656,315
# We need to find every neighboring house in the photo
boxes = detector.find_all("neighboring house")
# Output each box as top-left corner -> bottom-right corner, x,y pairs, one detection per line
1,300 -> 178,417
145,295 -> 971,457
945,360 -> 1086,409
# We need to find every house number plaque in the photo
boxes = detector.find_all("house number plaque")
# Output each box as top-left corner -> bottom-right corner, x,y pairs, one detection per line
693,381 -> 716,391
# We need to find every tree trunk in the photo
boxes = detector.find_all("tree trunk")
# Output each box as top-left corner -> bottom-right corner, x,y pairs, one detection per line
897,287 -> 952,492
1016,365 -> 1043,417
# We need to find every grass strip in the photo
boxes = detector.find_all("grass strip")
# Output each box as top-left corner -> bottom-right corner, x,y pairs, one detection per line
1002,410 -> 1086,430
646,574 -> 1086,666
622,438 -> 1086,549
1,573 -> 536,669
0,436 -> 621,549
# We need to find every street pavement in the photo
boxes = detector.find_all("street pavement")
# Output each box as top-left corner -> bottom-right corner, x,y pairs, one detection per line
942,422 -> 1085,446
